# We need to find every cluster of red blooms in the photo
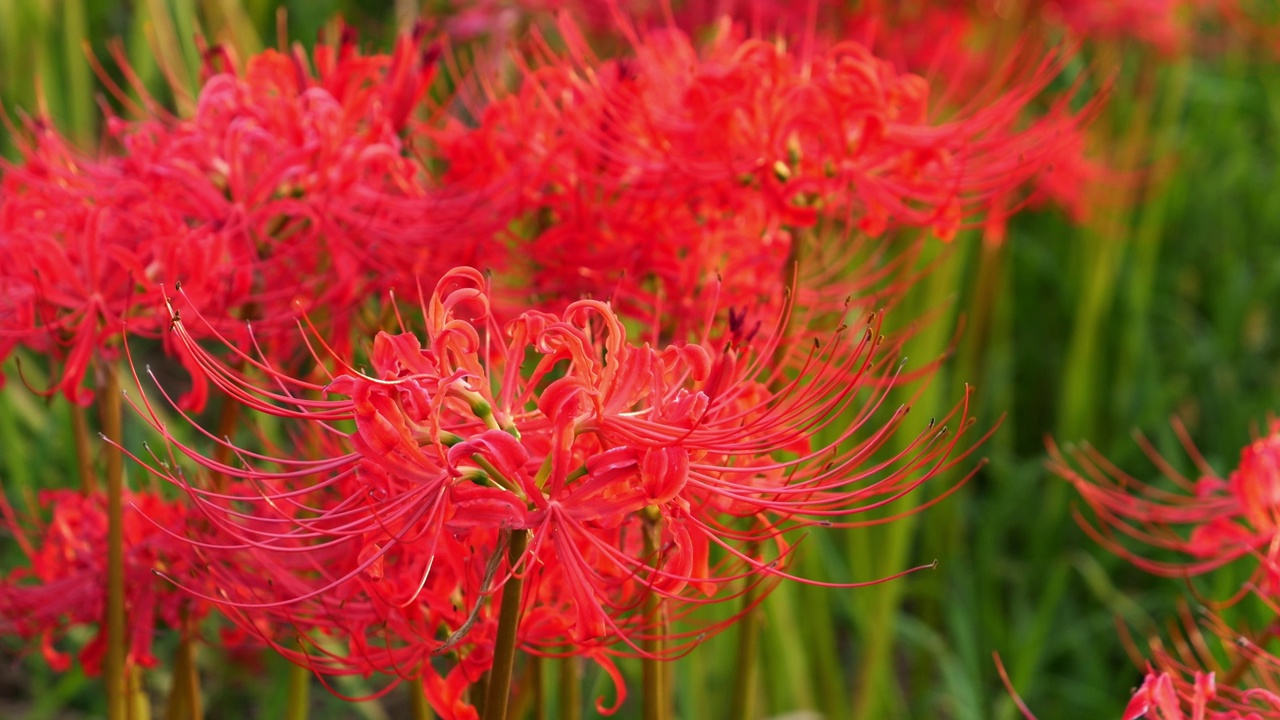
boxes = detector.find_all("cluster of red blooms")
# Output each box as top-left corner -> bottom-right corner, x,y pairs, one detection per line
0,3 -> 1148,718
1053,422 -> 1280,718
445,0 -> 1275,56
122,266 -> 982,713
0,489 -> 203,674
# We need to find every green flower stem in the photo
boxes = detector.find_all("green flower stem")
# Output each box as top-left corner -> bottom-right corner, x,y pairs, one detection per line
1046,53 -> 1157,566
1058,43 -> 1155,442
916,235 -> 1007,632
849,237 -> 961,719
483,529 -> 530,720
59,0 -> 92,145
410,675 -> 434,720
70,402 -> 96,493
505,652 -> 543,720
1117,58 -> 1191,421
727,572 -> 762,720
99,360 -> 128,720
164,631 -> 202,720
473,673 -> 489,718
128,664 -> 151,720
723,225 -> 807,720
284,653 -> 310,720
529,655 -> 545,720
210,398 -> 242,492
139,0 -> 199,112
642,516 -> 667,720
558,657 -> 581,720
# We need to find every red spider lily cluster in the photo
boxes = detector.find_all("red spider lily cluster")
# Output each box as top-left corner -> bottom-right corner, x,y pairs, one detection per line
0,489 -> 204,674
118,265 -> 981,711
0,3 -> 1158,718
0,27 -> 457,411
1051,422 -> 1280,718
1106,595 -> 1280,720
1053,421 -> 1280,587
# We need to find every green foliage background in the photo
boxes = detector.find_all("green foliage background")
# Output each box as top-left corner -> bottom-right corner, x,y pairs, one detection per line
2,2 -> 1279,718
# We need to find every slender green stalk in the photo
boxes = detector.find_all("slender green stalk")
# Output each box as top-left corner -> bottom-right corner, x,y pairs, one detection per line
210,398 -> 241,491
1057,44 -> 1154,442
211,0 -> 263,55
558,657 -> 581,720
124,0 -> 160,100
530,655 -> 545,720
99,360 -> 128,720
917,235 -> 1003,631
723,226 -> 806,719
142,0 -> 198,114
59,0 -> 92,146
165,640 -> 190,720
284,655 -> 311,720
127,664 -> 151,720
759,579 -> 815,710
0,376 -> 34,513
483,529 -> 530,720
1041,49 -> 1157,572
1116,58 -> 1191,418
409,675 -> 434,720
70,402 -> 96,493
727,578 -> 761,720
165,624 -> 202,720
506,651 -> 543,720
473,672 -> 489,719
849,237 -> 961,719
642,516 -> 666,720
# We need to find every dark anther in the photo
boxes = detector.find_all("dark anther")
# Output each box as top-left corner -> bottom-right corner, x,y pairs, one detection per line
422,41 -> 442,67
616,58 -> 637,82
727,306 -> 760,347
340,24 -> 358,49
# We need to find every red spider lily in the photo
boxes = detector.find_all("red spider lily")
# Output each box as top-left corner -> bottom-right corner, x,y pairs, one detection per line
997,599 -> 1280,720
0,23 -> 507,411
844,4 -> 1117,244
1011,665 -> 1280,720
111,23 -> 461,315
1116,671 -> 1274,717
1050,420 -> 1280,596
0,122 -> 163,405
1115,598 -> 1280,719
431,12 -> 1094,327
1039,0 -> 1236,55
100,25 -> 511,402
856,0 -> 1261,55
115,266 -> 980,715
0,488 -> 209,675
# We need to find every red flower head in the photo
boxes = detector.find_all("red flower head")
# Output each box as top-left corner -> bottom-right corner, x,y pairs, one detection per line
1118,598 -> 1280,719
0,121 -> 167,405
121,266 -> 981,716
104,25 -> 496,407
998,598 -> 1280,720
432,12 -> 1094,331
0,24 -> 504,412
0,488 -> 208,675
1052,420 -> 1280,598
